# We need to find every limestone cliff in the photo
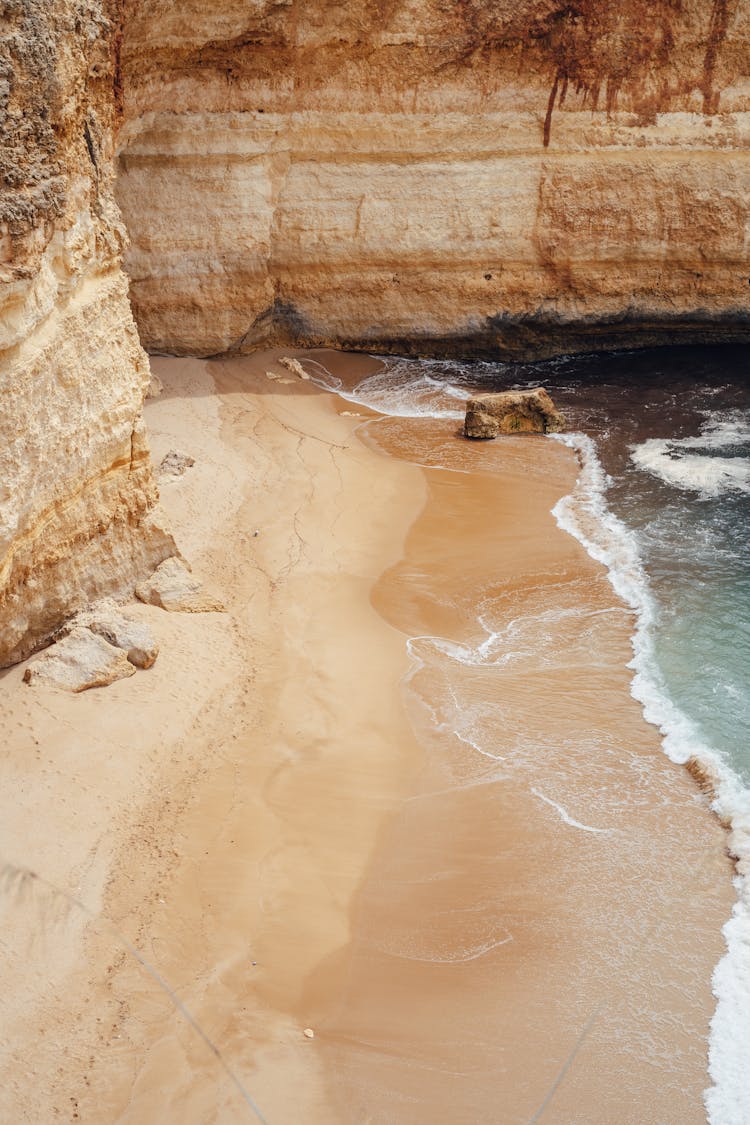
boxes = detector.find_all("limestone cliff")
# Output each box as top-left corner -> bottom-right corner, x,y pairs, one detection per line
117,0 -> 750,358
0,0 -> 174,667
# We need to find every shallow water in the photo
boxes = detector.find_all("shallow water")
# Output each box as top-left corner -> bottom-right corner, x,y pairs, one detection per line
299,344 -> 747,1122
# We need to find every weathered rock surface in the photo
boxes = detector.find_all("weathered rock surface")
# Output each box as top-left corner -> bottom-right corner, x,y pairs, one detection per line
135,557 -> 225,613
0,0 -> 176,668
67,601 -> 159,669
465,390 -> 566,439
22,627 -> 136,692
117,0 -> 750,359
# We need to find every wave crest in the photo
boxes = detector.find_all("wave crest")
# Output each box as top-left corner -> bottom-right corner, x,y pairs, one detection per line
630,412 -> 750,498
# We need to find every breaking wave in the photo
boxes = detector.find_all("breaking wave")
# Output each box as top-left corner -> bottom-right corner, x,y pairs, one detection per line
630,411 -> 750,498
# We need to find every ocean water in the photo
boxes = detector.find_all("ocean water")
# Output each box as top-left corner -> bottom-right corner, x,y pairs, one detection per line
305,344 -> 750,1123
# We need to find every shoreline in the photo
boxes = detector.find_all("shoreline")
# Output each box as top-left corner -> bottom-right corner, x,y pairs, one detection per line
0,348 -> 734,1122
318,403 -> 734,1122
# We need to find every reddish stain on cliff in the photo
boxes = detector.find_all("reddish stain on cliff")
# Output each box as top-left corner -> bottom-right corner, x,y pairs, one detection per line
529,1 -> 682,147
458,0 -> 737,147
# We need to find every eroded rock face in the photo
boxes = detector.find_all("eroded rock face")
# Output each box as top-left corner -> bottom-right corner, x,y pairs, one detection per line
464,389 -> 566,439
117,0 -> 750,358
0,0 -> 176,667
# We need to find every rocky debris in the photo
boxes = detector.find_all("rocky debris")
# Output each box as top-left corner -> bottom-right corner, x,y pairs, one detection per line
135,557 -> 225,613
265,371 -> 295,385
279,357 -> 311,380
159,450 -> 195,478
147,372 -> 164,398
23,628 -> 136,692
67,601 -> 159,669
464,389 -> 566,439
303,1028 -> 315,1039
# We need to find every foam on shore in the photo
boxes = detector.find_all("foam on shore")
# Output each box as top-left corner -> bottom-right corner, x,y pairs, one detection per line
552,430 -> 750,1125
630,411 -> 750,498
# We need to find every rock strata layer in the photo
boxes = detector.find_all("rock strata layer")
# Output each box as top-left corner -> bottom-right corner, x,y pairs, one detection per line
0,0 -> 176,667
117,0 -> 750,358
465,389 -> 566,439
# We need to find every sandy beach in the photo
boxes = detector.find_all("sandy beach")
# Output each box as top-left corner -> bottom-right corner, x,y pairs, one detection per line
0,349 -> 734,1123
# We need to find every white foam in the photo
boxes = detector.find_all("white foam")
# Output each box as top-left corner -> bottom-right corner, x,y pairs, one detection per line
531,787 -> 613,834
630,411 -> 750,498
349,365 -> 465,419
376,932 -> 514,964
551,431 -> 750,1125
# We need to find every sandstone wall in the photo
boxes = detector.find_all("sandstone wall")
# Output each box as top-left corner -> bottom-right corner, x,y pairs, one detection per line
118,0 -> 750,358
0,0 -> 174,667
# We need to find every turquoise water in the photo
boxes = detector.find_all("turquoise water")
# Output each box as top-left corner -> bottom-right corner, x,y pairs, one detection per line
532,347 -> 750,788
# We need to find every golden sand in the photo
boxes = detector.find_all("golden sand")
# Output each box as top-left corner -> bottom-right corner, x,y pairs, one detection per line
0,350 -> 733,1123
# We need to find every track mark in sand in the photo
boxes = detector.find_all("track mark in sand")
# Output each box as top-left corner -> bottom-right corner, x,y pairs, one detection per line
389,934 -> 514,964
531,788 -> 612,834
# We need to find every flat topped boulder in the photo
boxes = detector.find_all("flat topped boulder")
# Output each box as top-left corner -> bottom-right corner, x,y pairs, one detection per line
464,388 -> 566,439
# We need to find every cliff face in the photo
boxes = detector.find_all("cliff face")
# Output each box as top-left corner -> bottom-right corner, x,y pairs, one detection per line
0,0 -> 174,667
117,0 -> 750,358
3,2 -> 749,663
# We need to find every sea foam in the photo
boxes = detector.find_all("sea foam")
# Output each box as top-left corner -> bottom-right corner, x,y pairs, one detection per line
552,431 -> 750,1125
630,411 -> 750,498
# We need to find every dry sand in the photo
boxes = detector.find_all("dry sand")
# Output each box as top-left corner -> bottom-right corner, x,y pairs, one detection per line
0,349 -> 734,1124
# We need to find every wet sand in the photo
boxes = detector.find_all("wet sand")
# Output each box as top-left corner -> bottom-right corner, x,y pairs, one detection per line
0,349 -> 734,1123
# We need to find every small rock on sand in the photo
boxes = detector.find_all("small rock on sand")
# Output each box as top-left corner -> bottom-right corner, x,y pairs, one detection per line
303,1028 -> 315,1039
23,627 -> 136,692
146,372 -> 164,399
279,356 -> 311,380
159,450 -> 195,478
135,556 -> 225,613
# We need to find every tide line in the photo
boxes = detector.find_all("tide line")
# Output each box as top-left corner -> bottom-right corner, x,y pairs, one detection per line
531,787 -> 612,834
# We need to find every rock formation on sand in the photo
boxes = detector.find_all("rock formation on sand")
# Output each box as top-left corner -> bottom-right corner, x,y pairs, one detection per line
22,626 -> 137,692
135,557 -> 225,613
159,450 -> 196,478
465,389 -> 566,439
117,0 -> 750,359
22,598 -> 159,689
68,600 -> 159,669
0,1 -> 176,668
